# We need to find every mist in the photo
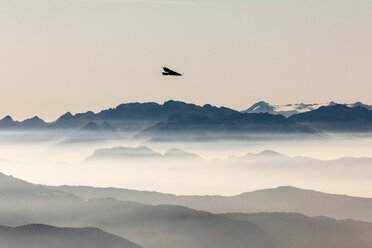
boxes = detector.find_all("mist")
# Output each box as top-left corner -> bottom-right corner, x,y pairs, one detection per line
1,130 -> 371,197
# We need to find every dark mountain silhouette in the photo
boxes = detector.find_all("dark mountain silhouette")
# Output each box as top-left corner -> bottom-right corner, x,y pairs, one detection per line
290,104 -> 372,131
49,111 -> 92,129
42,101 -> 238,132
0,115 -> 19,128
19,116 -> 46,129
350,102 -> 372,110
94,100 -> 236,121
0,224 -> 142,248
1,100 -> 372,135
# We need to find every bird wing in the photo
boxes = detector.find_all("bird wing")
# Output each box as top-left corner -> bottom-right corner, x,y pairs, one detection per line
163,67 -> 173,73
172,71 -> 182,76
163,67 -> 182,76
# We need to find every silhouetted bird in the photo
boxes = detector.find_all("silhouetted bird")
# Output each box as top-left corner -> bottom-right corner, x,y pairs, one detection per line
162,67 -> 182,76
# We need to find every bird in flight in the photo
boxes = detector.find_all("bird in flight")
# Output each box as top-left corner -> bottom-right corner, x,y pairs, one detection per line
162,67 -> 182,76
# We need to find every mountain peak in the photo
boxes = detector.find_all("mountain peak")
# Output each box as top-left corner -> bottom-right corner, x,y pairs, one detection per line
0,115 -> 18,128
22,116 -> 45,122
1,115 -> 13,121
164,148 -> 202,160
58,112 -> 74,120
163,100 -> 186,105
81,122 -> 100,131
87,146 -> 162,161
258,150 -> 284,156
20,116 -> 46,128
100,121 -> 117,132
243,101 -> 275,115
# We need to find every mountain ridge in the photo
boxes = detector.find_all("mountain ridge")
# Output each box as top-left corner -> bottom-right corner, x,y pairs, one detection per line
0,223 -> 143,248
242,101 -> 372,117
2,172 -> 372,248
1,100 -> 372,136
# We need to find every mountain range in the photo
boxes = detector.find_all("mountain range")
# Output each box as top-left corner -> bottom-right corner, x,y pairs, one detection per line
55,183 -> 372,223
1,100 -> 372,141
0,224 -> 142,248
1,172 -> 372,248
80,146 -> 372,191
289,104 -> 372,131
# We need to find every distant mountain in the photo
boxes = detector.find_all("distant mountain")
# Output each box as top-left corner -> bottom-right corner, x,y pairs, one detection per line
139,112 -> 317,141
348,102 -> 372,110
85,146 -> 203,162
163,148 -> 201,160
242,101 -> 276,115
49,111 -> 88,129
75,149 -> 372,220
242,101 -> 330,117
86,146 -> 162,161
58,121 -> 120,144
48,100 -> 372,135
0,100 -> 238,132
95,100 -> 237,120
101,121 -> 118,132
290,104 -> 372,131
49,100 -> 237,131
79,121 -> 118,133
19,116 -> 46,129
220,149 -> 372,173
0,224 -> 142,248
0,115 -> 19,128
1,100 -> 372,135
242,101 -> 372,117
81,122 -> 102,132
232,149 -> 288,159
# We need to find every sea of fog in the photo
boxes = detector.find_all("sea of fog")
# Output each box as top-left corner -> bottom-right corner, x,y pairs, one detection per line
0,131 -> 371,197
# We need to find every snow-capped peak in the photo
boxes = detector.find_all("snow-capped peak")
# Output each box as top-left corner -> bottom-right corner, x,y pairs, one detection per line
242,101 -> 372,117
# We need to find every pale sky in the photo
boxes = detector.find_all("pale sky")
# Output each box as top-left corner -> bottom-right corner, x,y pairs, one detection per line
0,0 -> 371,121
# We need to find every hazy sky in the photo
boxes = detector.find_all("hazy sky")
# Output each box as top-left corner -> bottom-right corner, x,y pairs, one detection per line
1,0 -> 371,121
